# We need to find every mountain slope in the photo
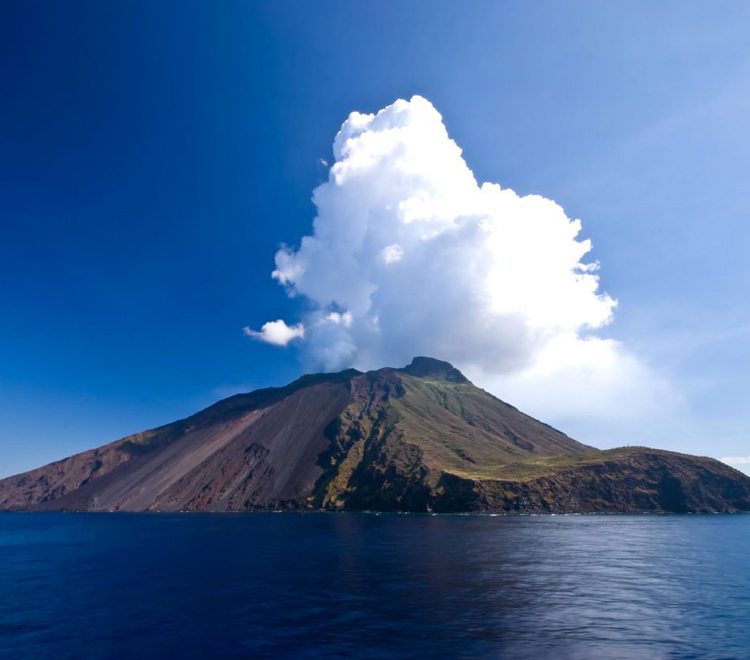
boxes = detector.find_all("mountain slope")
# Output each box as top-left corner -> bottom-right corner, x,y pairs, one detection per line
1,357 -> 749,513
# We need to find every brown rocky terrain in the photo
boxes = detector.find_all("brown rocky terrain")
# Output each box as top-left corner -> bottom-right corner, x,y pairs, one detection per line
1,357 -> 749,513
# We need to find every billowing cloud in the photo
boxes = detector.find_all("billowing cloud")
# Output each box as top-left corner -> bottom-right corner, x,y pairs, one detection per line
243,320 -> 304,346
245,95 -> 678,443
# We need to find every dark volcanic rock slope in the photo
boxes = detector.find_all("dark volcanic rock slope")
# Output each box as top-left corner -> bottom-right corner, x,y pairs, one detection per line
1,357 -> 749,513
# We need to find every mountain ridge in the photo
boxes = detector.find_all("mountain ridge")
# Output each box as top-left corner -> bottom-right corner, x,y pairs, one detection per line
1,357 -> 749,513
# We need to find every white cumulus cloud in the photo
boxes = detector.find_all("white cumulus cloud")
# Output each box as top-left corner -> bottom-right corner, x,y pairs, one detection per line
247,95 -> 680,444
265,95 -> 615,371
243,320 -> 304,347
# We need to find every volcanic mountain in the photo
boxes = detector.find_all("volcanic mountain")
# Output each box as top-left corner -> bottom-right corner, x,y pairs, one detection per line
1,357 -> 749,513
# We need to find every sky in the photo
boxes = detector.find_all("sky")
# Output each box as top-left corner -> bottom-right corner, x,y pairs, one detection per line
1,1 -> 749,478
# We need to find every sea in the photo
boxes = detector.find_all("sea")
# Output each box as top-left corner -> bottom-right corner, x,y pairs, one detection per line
1,513 -> 749,660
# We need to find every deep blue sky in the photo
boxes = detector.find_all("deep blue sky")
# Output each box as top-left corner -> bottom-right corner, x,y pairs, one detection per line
2,1 -> 749,477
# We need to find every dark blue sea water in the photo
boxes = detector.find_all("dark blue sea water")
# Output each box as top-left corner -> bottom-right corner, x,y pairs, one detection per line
1,514 -> 749,660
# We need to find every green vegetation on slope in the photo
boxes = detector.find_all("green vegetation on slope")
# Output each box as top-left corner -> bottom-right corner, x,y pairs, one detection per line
392,375 -> 592,478
312,369 -> 594,508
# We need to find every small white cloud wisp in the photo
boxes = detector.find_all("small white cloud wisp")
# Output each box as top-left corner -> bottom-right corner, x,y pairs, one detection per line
243,320 -> 304,347
245,95 -> 680,442
720,456 -> 750,475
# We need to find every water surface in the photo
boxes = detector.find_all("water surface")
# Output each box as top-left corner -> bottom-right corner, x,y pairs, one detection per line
1,513 -> 749,659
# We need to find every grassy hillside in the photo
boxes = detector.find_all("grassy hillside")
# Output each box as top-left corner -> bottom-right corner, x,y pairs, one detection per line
394,375 -> 592,477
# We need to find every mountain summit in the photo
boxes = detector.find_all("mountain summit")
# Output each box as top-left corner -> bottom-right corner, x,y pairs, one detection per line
1,358 -> 749,513
401,356 -> 469,383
